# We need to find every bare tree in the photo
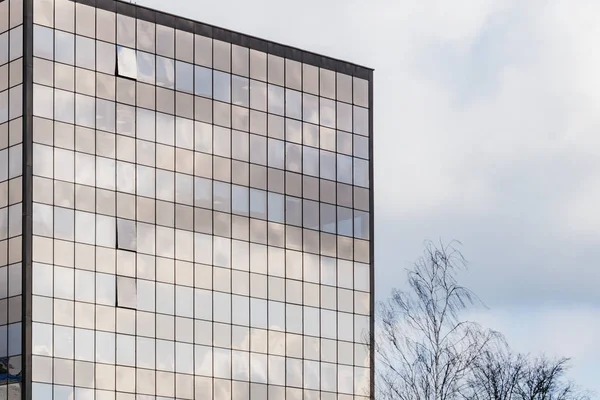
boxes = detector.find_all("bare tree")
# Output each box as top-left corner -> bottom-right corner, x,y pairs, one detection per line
516,356 -> 590,400
465,350 -> 591,400
376,241 -> 592,400
375,240 -> 499,400
464,344 -> 526,400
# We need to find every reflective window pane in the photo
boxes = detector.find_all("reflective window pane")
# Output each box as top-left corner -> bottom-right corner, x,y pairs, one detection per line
76,36 -> 95,69
117,46 -> 137,80
354,210 -> 370,239
232,75 -> 249,107
33,25 -> 53,60
137,20 -> 155,52
303,94 -> 318,124
354,135 -> 369,159
337,154 -> 353,185
268,84 -> 284,116
176,60 -> 194,93
137,51 -> 155,84
354,106 -> 369,136
214,71 -> 231,103
195,65 -> 212,97
55,30 -> 74,64
156,56 -> 175,89
156,25 -> 174,57
96,273 -> 116,306
354,158 -> 370,188
117,276 -> 137,309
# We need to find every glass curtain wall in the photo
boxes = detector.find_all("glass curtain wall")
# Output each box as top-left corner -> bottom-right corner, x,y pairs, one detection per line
26,0 -> 373,399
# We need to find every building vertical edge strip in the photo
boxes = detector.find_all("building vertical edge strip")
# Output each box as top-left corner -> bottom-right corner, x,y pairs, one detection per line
368,69 -> 375,400
21,0 -> 33,397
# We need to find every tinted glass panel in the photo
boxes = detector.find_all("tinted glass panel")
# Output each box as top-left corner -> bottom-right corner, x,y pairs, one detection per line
117,46 -> 137,80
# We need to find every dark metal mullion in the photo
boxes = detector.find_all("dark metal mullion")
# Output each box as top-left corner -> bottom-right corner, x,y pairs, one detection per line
191,24 -> 197,400
349,149 -> 359,377
152,14 -> 158,400
228,40 -> 233,396
350,77 -> 358,397
264,53 -> 269,400
22,0 -> 34,396
54,4 -> 64,399
131,14 -> 139,390
170,27 -> 177,398
112,10 -> 120,394
350,74 -> 357,396
4,22 -> 12,381
316,65 -> 322,398
299,61 -> 305,396
245,48 -> 251,399
210,35 -> 216,399
75,2 -> 88,396
332,70 -> 340,396
281,56 -> 287,400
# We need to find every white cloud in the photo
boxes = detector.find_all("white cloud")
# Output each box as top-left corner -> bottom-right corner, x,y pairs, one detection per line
360,0 -> 600,224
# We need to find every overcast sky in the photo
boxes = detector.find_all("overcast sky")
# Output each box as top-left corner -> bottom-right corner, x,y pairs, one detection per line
137,0 -> 600,394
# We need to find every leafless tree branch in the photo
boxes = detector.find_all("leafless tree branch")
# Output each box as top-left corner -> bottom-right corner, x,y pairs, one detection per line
375,240 -> 592,400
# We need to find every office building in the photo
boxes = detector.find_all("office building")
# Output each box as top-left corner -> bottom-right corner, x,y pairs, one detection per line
0,0 -> 374,398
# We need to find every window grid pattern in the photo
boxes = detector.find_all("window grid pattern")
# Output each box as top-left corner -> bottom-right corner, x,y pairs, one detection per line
28,0 -> 372,399
0,0 -> 25,399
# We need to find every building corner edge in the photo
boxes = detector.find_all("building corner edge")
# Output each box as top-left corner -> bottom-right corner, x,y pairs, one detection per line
368,69 -> 375,400
21,0 -> 33,397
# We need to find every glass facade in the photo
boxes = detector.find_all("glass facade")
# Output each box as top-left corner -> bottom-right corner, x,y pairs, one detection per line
2,0 -> 373,398
0,0 -> 25,398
